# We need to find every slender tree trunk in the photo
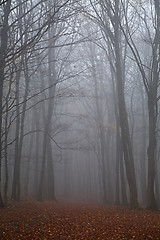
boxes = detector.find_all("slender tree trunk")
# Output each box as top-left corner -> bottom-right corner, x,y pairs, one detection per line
140,88 -> 147,206
11,68 -> 20,200
0,75 -> 4,207
37,110 -> 54,200
24,115 -> 34,197
147,96 -> 158,209
93,66 -> 108,203
4,100 -> 9,204
38,23 -> 57,200
115,125 -> 121,205
4,65 -> 14,203
146,0 -> 160,210
34,109 -> 40,197
114,1 -> 138,208
12,59 -> 30,201
120,154 -> 128,205
0,0 -> 11,207
47,137 -> 55,200
110,62 -> 121,205
115,48 -> 138,208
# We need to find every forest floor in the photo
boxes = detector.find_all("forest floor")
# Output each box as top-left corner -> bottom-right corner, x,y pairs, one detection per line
0,200 -> 160,239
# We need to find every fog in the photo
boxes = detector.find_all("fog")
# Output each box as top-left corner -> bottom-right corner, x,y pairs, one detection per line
0,0 -> 160,211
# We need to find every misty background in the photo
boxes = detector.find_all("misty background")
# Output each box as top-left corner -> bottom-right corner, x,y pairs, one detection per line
0,0 -> 160,210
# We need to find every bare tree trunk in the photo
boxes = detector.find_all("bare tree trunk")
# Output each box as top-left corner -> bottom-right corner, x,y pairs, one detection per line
24,114 -> 34,197
11,67 -> 21,200
147,96 -> 158,209
34,108 -> 40,197
37,105 -> 55,200
46,137 -> 55,200
12,58 -> 30,201
115,47 -> 138,208
110,61 -> 121,205
38,23 -> 57,200
93,65 -> 108,204
146,0 -> 160,210
114,1 -> 138,208
0,0 -> 11,207
140,86 -> 147,206
4,99 -> 9,204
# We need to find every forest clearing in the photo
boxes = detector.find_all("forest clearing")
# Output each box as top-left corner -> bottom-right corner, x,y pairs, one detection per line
0,201 -> 160,240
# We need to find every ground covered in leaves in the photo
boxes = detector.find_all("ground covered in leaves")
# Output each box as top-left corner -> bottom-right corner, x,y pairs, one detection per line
0,201 -> 160,239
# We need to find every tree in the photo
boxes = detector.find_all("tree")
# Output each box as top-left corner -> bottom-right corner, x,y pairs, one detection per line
0,0 -> 11,207
118,0 -> 160,210
87,0 -> 139,208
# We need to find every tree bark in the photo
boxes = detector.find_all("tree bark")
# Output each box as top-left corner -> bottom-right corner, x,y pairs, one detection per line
0,0 -> 11,207
147,96 -> 158,209
113,0 -> 138,208
146,0 -> 160,210
38,23 -> 57,200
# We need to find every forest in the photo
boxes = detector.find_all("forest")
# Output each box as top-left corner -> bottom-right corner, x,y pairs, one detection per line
0,0 -> 160,215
